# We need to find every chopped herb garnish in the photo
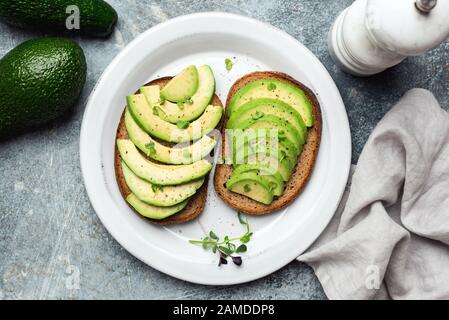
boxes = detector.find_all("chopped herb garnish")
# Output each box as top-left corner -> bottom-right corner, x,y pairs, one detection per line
209,230 -> 219,240
185,98 -> 194,105
267,82 -> 277,91
177,102 -> 185,110
251,111 -> 265,120
176,120 -> 190,129
183,148 -> 191,159
145,142 -> 156,155
279,150 -> 287,162
189,212 -> 252,266
225,58 -> 233,71
243,184 -> 251,193
151,184 -> 163,193
152,106 -> 159,116
278,129 -> 285,141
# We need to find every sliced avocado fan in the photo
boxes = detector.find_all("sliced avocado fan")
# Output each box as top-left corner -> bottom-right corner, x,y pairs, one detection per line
117,139 -> 212,185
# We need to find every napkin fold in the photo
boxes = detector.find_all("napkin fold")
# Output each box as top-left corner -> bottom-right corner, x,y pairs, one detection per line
298,89 -> 449,300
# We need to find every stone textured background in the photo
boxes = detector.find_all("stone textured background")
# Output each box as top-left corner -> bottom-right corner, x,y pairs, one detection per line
0,0 -> 448,299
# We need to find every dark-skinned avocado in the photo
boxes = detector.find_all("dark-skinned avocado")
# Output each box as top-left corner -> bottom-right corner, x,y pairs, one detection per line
0,38 -> 87,138
0,0 -> 117,37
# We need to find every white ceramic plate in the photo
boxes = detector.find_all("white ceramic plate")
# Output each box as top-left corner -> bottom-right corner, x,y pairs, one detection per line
80,13 -> 351,285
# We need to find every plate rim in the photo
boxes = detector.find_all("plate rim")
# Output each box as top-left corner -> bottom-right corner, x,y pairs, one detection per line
80,12 -> 351,285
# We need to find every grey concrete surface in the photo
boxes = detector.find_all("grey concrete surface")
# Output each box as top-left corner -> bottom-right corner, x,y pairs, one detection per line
1,0 -> 448,299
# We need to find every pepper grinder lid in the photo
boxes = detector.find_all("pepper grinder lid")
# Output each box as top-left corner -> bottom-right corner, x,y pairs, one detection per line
365,0 -> 449,56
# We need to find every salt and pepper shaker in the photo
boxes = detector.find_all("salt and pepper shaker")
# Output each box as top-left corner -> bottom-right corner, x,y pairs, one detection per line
328,0 -> 449,76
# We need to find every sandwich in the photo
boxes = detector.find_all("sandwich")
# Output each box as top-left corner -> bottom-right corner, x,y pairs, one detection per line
115,65 -> 223,224
214,71 -> 321,215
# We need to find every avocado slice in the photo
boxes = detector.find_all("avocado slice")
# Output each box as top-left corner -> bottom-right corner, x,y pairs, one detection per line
232,164 -> 284,197
124,107 -> 216,164
161,65 -> 199,103
230,129 -> 301,163
117,139 -> 212,185
226,172 -> 274,205
143,66 -> 215,123
233,150 -> 295,182
127,94 -> 222,143
227,98 -> 307,141
228,79 -> 314,127
233,140 -> 298,173
232,114 -> 304,148
121,161 -> 204,206
126,193 -> 189,220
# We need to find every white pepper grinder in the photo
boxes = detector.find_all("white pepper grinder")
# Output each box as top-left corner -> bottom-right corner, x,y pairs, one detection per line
328,0 -> 449,76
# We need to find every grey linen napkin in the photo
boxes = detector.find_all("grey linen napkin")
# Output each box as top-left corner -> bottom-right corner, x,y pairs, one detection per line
298,88 -> 449,300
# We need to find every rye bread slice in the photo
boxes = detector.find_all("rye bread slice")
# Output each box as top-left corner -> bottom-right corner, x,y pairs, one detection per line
114,77 -> 223,225
214,71 -> 322,215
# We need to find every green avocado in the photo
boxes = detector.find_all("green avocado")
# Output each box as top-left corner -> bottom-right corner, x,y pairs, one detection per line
0,0 -> 118,37
231,129 -> 301,164
0,38 -> 86,138
126,193 -> 189,220
228,78 -> 314,127
234,150 -> 295,182
117,139 -> 212,185
226,171 -> 274,205
161,65 -> 199,103
233,140 -> 298,173
121,161 -> 204,207
124,107 -> 217,164
232,114 -> 304,148
127,94 -> 222,143
227,98 -> 306,142
231,164 -> 284,197
143,65 -> 215,123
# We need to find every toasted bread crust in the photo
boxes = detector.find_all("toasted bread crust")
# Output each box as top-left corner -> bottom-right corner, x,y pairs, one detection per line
214,71 -> 322,215
114,77 -> 223,225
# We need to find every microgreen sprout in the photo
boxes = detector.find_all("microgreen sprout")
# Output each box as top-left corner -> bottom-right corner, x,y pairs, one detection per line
189,212 -> 252,266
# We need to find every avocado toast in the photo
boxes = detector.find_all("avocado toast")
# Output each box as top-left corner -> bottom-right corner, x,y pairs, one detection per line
115,66 -> 223,225
214,71 -> 321,215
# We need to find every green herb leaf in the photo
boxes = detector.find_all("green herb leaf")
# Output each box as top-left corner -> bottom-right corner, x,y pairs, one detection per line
251,111 -> 265,120
268,182 -> 277,192
151,184 -> 163,193
225,58 -> 233,71
240,232 -> 252,243
209,231 -> 219,240
238,212 -> 248,225
183,148 -> 191,159
177,101 -> 185,110
236,244 -> 247,253
218,246 -> 233,256
267,82 -> 277,91
176,120 -> 190,129
243,184 -> 251,193
185,98 -> 194,105
227,242 -> 236,253
279,150 -> 287,162
152,106 -> 159,116
145,142 -> 156,155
